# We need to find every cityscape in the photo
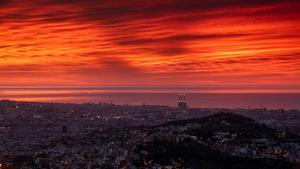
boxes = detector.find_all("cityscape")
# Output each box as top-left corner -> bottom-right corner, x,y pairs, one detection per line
1,0 -> 300,168
0,96 -> 300,168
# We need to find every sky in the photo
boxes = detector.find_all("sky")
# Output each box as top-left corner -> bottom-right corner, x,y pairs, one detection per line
1,0 -> 300,93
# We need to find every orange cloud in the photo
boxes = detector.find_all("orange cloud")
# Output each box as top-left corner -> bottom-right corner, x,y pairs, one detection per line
0,0 -> 300,90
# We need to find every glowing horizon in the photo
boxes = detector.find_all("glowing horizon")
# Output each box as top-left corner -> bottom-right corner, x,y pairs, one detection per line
1,0 -> 300,92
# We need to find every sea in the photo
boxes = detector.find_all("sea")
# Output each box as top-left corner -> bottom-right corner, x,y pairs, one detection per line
0,87 -> 299,109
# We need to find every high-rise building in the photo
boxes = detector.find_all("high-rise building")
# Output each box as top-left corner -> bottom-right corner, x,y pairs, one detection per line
178,93 -> 188,112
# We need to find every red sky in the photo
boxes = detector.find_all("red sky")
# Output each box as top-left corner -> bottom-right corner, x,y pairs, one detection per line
1,0 -> 300,92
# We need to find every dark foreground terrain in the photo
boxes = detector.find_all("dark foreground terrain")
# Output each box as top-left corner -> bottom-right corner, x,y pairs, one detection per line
0,100 -> 300,168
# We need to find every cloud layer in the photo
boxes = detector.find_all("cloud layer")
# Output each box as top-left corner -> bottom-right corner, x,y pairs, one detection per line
1,0 -> 300,90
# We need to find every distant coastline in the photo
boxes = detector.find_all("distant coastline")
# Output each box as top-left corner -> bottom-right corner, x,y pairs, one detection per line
1,92 -> 300,110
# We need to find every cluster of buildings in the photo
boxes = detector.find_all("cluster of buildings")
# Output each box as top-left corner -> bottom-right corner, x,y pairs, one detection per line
1,98 -> 300,168
208,131 -> 300,162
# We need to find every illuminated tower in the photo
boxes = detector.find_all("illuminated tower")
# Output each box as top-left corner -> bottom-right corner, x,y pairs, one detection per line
178,93 -> 188,112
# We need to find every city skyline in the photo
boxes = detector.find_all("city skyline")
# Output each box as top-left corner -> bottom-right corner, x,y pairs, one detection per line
2,1 -> 300,168
1,0 -> 300,92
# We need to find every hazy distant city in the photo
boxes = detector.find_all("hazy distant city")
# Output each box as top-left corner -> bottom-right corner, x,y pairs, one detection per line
1,96 -> 300,168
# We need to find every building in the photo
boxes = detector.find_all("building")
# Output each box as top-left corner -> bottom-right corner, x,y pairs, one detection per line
178,93 -> 188,112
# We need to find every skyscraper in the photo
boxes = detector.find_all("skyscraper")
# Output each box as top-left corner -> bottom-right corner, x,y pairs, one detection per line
178,93 -> 188,112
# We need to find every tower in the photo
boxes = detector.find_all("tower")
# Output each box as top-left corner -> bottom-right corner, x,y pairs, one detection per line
178,93 -> 188,112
